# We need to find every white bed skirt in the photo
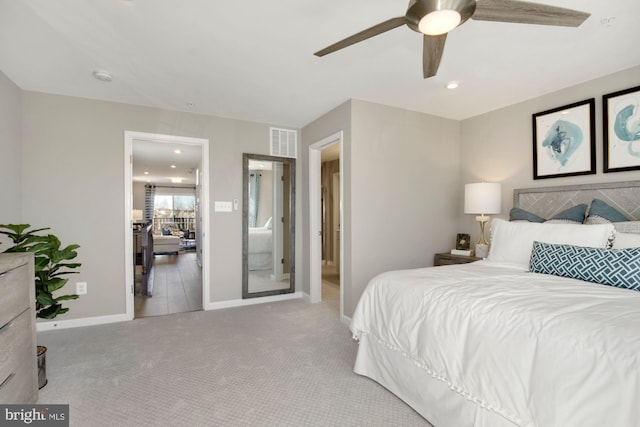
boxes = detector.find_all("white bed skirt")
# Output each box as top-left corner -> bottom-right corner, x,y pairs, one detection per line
354,334 -> 518,427
248,252 -> 272,271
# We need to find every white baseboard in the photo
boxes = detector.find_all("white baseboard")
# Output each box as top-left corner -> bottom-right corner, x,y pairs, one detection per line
36,292 -> 321,331
341,314 -> 352,327
36,313 -> 129,332
204,292 -> 303,310
300,292 -> 311,303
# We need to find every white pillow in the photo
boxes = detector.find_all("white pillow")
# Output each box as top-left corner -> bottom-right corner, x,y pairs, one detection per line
487,218 -> 614,268
613,221 -> 640,234
612,232 -> 640,249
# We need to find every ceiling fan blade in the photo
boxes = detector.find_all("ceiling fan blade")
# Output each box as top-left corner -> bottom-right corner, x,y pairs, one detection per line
473,0 -> 590,27
423,34 -> 447,79
314,17 -> 406,57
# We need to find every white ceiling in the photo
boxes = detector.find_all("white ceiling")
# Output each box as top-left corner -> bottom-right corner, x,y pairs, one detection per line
0,0 -> 639,129
132,139 -> 201,186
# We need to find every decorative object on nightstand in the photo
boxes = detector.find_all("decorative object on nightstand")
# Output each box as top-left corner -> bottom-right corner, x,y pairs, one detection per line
435,252 -> 481,266
451,233 -> 473,256
464,182 -> 501,258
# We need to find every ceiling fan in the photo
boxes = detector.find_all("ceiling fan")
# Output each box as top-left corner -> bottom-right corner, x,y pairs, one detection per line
314,0 -> 590,79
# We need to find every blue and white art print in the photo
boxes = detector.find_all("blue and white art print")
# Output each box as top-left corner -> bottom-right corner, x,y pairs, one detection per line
604,85 -> 640,173
532,98 -> 596,180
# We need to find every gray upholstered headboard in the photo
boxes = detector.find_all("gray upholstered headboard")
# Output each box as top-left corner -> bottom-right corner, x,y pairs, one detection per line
513,181 -> 640,221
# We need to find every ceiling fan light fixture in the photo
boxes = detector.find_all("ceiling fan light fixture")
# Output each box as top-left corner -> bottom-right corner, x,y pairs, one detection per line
419,9 -> 461,35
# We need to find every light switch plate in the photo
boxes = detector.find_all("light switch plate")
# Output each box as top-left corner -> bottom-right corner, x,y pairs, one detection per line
214,201 -> 233,212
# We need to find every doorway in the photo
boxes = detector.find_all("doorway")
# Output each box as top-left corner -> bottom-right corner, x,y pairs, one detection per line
124,131 -> 210,320
309,131 -> 344,320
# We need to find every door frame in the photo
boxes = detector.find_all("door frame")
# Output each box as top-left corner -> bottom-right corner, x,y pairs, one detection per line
309,131 -> 344,319
124,131 -> 210,320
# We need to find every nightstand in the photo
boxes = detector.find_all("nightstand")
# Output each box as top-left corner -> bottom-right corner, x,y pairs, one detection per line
434,253 -> 481,266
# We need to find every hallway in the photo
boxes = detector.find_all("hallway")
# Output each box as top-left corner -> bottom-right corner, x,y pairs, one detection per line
322,263 -> 340,311
135,252 -> 202,318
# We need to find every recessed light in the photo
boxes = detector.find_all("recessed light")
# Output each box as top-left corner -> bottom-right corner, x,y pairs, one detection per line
600,17 -> 616,26
174,149 -> 182,154
170,165 -> 176,169
446,81 -> 459,90
92,70 -> 112,82
171,177 -> 183,183
144,171 -> 149,175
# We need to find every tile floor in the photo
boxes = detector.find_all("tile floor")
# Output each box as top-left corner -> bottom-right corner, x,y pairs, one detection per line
134,251 -> 202,318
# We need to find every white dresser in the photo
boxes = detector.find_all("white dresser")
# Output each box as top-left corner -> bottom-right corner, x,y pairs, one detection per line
0,253 -> 37,403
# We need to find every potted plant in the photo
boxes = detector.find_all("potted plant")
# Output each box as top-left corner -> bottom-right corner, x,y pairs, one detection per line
0,224 -> 81,389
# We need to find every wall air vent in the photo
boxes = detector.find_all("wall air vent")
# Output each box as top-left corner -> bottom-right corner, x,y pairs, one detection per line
270,128 -> 297,158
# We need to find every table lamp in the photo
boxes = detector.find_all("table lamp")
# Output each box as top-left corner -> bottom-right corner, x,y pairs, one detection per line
464,182 -> 501,258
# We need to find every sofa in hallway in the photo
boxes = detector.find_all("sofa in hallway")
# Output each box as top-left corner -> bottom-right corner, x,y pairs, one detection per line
153,234 -> 180,254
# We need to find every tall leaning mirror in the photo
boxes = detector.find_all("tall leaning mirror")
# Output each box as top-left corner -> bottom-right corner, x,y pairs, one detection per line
243,153 -> 295,298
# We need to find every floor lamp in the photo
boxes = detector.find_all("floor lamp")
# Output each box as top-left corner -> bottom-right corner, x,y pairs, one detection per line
464,182 -> 501,258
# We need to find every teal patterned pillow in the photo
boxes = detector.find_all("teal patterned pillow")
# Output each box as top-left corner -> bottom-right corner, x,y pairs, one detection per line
529,241 -> 640,291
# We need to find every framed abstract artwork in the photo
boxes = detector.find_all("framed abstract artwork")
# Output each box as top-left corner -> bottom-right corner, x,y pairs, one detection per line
603,85 -> 640,173
532,98 -> 596,180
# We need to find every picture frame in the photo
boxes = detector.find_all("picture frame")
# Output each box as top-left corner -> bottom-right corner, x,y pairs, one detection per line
455,233 -> 470,250
603,85 -> 640,173
532,98 -> 596,180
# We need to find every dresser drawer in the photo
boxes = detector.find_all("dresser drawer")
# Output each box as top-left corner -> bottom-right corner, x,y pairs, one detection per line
0,308 -> 36,403
0,263 -> 30,328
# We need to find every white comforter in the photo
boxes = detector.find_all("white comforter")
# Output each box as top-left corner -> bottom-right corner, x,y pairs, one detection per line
350,261 -> 640,427
248,227 -> 272,253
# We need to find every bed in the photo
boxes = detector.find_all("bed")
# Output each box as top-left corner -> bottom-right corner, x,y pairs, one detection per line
248,217 -> 273,270
350,181 -> 640,427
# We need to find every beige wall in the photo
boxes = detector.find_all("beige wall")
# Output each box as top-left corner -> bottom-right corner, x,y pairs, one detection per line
255,169 -> 273,228
0,70 -> 22,222
21,91 -> 299,320
458,65 -> 640,243
349,100 -> 461,316
132,181 -> 145,212
302,100 -> 462,317
301,100 -> 352,306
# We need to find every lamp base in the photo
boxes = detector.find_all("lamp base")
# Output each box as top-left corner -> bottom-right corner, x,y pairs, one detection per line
475,243 -> 489,258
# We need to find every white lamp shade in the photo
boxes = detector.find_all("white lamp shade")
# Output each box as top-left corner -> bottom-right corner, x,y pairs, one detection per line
464,183 -> 501,215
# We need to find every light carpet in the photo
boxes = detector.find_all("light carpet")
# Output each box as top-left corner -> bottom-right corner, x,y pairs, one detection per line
37,298 -> 431,426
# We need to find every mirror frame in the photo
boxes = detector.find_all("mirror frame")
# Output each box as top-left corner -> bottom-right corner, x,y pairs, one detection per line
242,153 -> 296,298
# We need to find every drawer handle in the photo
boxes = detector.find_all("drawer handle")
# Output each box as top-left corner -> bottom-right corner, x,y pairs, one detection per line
0,320 -> 14,334
0,373 -> 15,392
